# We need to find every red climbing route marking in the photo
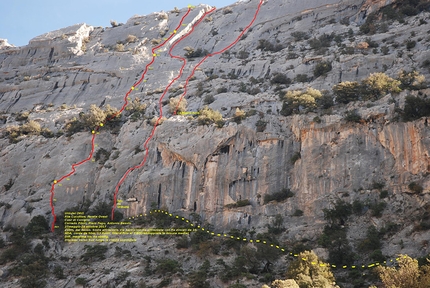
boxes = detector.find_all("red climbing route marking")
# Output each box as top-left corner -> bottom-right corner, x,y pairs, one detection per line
49,7 -> 195,232
50,1 -> 265,232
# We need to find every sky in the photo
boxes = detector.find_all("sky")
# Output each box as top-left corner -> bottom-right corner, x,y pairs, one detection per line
0,0 -> 237,47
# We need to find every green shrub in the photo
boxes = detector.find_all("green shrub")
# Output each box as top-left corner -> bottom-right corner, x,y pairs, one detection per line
397,70 -> 426,90
222,7 -> 233,14
81,244 -> 108,262
369,201 -> 387,217
115,43 -> 125,52
365,37 -> 379,48
408,182 -> 423,193
21,120 -> 41,135
357,226 -> 382,252
286,251 -> 335,287
190,229 -> 213,246
422,59 -> 430,70
237,50 -> 249,59
284,88 -> 322,113
53,266 -> 65,279
256,120 -> 267,132
20,275 -> 47,288
264,188 -> 294,204
187,260 -> 210,287
16,111 -> 30,121
217,87 -> 228,94
380,45 -> 389,55
169,97 -> 187,114
352,199 -> 364,214
332,81 -> 360,104
175,236 -> 189,249
225,199 -> 251,208
236,199 -> 251,207
25,215 -> 49,237
233,108 -> 246,124
206,74 -> 219,81
204,95 -> 215,104
380,190 -> 389,199
88,201 -> 122,221
402,95 -> 430,121
308,33 -> 334,54
287,52 -> 299,59
370,249 -> 385,262
344,110 -> 362,123
291,31 -> 309,41
317,93 -> 334,109
125,97 -> 146,121
126,34 -> 137,43
0,247 -> 20,264
295,74 -> 310,83
155,258 -> 182,274
151,38 -> 162,45
341,46 -> 355,55
82,104 -> 106,128
185,48 -> 209,58
290,151 -> 301,164
406,40 -> 416,50
115,271 -> 130,283
371,181 -> 385,190
94,148 -> 111,164
257,39 -> 283,52
271,73 -> 291,85
359,20 -> 376,35
413,221 -> 430,232
215,119 -> 225,128
197,106 -> 223,125
246,110 -> 257,117
64,117 -> 84,135
4,178 -> 14,191
292,209 -> 304,217
75,277 -> 88,286
41,128 -> 54,138
361,72 -> 401,100
323,200 -> 352,224
313,61 -> 332,78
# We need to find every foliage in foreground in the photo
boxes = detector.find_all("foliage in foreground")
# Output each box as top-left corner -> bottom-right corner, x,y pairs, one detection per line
374,255 -> 430,288
285,250 -> 337,288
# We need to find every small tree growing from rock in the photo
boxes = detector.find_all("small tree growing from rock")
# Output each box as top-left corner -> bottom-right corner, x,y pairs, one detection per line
361,72 -> 401,100
169,97 -> 187,114
197,106 -> 223,126
82,104 -> 106,128
313,61 -> 332,78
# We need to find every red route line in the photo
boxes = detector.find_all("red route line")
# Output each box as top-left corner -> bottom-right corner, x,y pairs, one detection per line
111,0 -> 264,220
50,0 -> 264,231
49,8 -> 194,232
110,6 -> 218,220
174,0 -> 264,113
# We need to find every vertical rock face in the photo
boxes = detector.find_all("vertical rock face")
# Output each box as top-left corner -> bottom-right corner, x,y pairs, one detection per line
118,111 -> 429,241
0,0 -> 429,259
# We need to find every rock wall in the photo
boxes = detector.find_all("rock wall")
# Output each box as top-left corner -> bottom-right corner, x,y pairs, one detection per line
0,0 -> 429,257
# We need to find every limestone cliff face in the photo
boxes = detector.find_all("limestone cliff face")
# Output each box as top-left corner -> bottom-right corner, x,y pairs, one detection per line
0,0 -> 429,259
